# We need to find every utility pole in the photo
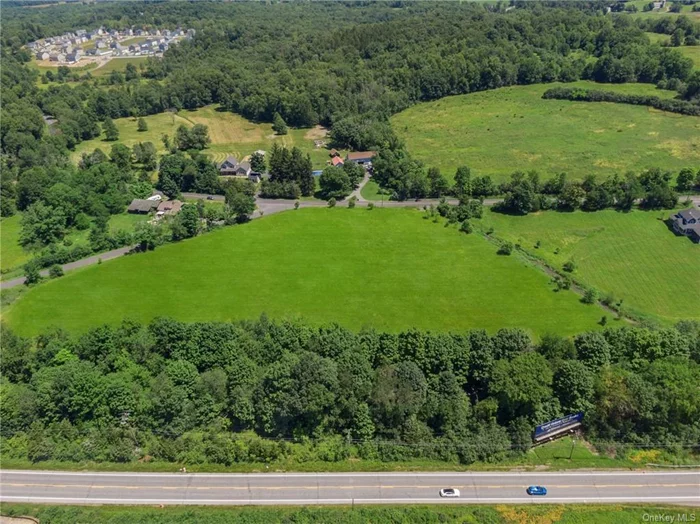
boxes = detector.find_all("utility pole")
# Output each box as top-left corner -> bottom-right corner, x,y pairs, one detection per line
569,437 -> 576,460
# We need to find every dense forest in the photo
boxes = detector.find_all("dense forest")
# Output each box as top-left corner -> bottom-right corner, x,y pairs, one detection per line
1,318 -> 699,466
3,1 -> 699,173
2,1 -> 700,468
3,1 -> 699,212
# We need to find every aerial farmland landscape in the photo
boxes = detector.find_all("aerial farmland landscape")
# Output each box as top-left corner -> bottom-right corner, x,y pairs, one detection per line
0,1 -> 699,522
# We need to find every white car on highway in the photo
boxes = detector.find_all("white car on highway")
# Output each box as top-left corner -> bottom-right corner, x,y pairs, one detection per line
439,488 -> 461,498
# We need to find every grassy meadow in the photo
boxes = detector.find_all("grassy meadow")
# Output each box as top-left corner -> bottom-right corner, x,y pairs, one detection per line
90,56 -> 150,77
479,208 -> 700,324
391,81 -> 699,182
680,45 -> 700,68
645,34 -> 700,68
73,104 -> 338,169
0,215 -> 33,273
2,503 -> 691,524
4,208 -> 606,337
0,212 -> 149,278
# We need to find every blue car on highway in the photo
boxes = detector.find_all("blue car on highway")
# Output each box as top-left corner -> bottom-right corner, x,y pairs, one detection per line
526,485 -> 547,496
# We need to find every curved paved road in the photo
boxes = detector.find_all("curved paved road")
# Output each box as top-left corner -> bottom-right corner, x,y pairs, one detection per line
1,470 -> 698,506
0,246 -> 133,290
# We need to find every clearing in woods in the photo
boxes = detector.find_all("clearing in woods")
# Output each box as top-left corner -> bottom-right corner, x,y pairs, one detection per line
391,81 -> 699,182
72,105 -> 335,168
4,208 -> 606,336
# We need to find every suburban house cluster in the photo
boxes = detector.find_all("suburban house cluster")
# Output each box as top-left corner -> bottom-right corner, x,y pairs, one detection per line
28,26 -> 194,65
127,194 -> 183,219
672,207 -> 700,243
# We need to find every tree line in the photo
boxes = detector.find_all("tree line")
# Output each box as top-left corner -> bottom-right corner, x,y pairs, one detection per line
494,167 -> 698,215
1,317 -> 698,466
543,86 -> 700,116
3,1 -> 698,181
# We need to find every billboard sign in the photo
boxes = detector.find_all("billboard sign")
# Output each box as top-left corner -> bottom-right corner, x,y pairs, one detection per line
533,412 -> 584,441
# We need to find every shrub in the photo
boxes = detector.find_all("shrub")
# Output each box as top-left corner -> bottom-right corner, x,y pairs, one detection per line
48,264 -> 64,279
348,196 -> 357,209
563,260 -> 576,273
74,213 -> 91,230
497,241 -> 513,255
582,288 -> 598,304
459,219 -> 473,234
23,263 -> 42,286
328,197 -> 337,208
367,202 -> 375,210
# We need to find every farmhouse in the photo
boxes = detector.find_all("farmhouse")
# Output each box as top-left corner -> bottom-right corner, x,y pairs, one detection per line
671,207 -> 700,243
346,151 -> 377,165
331,156 -> 344,167
127,199 -> 159,214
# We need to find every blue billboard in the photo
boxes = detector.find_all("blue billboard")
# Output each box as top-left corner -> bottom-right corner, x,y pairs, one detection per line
533,412 -> 584,442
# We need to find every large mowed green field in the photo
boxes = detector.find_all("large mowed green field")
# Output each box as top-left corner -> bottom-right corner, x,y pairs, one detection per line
480,208 -> 700,324
72,104 -> 336,169
4,209 -> 605,336
391,81 -> 699,182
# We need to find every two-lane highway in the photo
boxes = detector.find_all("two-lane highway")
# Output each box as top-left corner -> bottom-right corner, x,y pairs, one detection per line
1,470 -> 698,505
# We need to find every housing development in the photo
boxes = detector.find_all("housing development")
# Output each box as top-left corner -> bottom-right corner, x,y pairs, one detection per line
29,26 -> 193,65
0,0 -> 699,522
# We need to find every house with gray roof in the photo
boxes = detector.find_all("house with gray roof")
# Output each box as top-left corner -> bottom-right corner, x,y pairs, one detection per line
218,156 -> 239,176
128,199 -> 159,214
672,207 -> 700,243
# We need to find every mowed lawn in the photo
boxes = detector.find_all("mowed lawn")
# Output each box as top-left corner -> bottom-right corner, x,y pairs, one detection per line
391,81 -> 699,182
480,209 -> 700,324
4,209 -> 605,336
73,105 -> 335,169
90,56 -> 150,77
1,215 -> 33,273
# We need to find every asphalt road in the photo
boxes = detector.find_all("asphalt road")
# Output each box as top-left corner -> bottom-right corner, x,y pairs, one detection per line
1,470 -> 698,506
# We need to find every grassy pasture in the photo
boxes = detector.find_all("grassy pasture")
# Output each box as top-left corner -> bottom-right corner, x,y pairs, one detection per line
680,45 -> 700,68
645,33 -> 700,68
0,213 -> 149,278
72,105 -> 336,168
0,215 -> 33,273
479,208 -> 700,324
4,208 -> 605,337
2,503 -> 690,524
90,56 -> 150,77
645,31 -> 670,44
391,81 -> 699,182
